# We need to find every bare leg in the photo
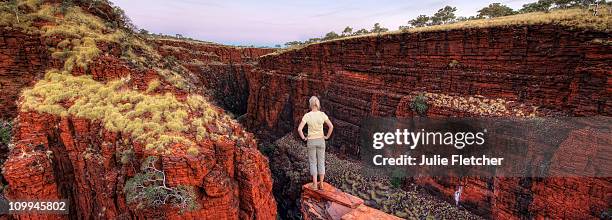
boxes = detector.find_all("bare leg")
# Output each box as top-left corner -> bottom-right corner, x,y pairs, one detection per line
319,174 -> 325,189
312,175 -> 318,190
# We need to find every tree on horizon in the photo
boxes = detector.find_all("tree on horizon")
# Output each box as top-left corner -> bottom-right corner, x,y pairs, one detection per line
431,6 -> 457,25
353,28 -> 370,35
409,15 -> 430,27
305,38 -> 322,44
370,23 -> 389,33
284,41 -> 302,47
518,0 -> 600,13
342,26 -> 353,36
478,3 -> 516,18
323,31 -> 340,40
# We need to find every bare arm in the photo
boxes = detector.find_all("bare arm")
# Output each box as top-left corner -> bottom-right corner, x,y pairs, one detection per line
324,119 -> 333,139
297,120 -> 307,141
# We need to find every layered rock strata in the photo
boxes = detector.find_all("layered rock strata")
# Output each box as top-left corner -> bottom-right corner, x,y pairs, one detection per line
246,24 -> 611,219
0,2 -> 277,219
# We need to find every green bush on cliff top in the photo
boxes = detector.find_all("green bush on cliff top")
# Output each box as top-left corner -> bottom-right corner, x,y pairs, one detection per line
124,156 -> 199,212
410,93 -> 429,116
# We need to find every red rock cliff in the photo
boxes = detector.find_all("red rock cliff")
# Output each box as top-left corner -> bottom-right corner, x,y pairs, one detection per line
246,24 -> 611,219
0,28 -> 57,120
247,25 -> 610,144
151,38 -> 274,116
5,110 -> 276,220
0,3 -> 277,218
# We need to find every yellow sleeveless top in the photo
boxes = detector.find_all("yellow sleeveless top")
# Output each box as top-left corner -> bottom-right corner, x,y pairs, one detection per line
302,111 -> 328,139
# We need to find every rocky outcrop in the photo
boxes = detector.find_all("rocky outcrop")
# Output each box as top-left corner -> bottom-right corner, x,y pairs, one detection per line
2,57 -> 277,220
151,38 -> 274,116
301,183 -> 401,220
413,117 -> 612,219
246,25 -> 611,219
0,4 -> 277,218
0,27 -> 57,120
4,110 -> 276,219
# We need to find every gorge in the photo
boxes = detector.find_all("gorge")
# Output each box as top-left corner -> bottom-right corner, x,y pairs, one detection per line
0,1 -> 610,220
245,24 -> 610,219
211,12 -> 611,219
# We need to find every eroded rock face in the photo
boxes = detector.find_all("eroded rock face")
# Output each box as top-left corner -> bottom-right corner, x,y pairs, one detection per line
246,25 -> 611,219
0,28 -> 58,120
1,26 -> 277,220
247,25 -> 611,151
151,39 -> 275,116
4,111 -> 276,219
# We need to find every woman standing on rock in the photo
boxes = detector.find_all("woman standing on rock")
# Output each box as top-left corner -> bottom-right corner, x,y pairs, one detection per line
298,96 -> 334,190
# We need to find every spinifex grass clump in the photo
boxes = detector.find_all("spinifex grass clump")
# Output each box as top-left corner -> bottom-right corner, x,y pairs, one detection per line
43,6 -> 134,72
39,4 -> 190,90
424,92 -> 538,117
4,1 -> 239,153
0,0 -> 55,33
20,70 -> 243,154
0,1 -> 125,71
1,1 -> 191,90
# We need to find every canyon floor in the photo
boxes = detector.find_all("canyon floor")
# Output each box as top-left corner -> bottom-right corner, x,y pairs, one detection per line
267,134 -> 483,219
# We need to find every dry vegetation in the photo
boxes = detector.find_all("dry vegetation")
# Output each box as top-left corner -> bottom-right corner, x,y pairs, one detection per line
0,0 -> 248,155
1,0 -> 257,214
0,0 -> 193,90
149,35 -> 273,51
267,7 -> 611,57
20,70 -> 247,154
147,35 -> 216,45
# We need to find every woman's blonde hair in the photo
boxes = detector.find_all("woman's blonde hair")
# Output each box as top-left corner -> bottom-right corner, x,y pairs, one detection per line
309,96 -> 320,110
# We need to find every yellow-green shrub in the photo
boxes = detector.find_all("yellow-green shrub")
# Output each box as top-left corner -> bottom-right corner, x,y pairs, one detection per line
21,71 -> 240,154
6,1 -> 245,154
186,147 -> 199,156
146,80 -> 160,93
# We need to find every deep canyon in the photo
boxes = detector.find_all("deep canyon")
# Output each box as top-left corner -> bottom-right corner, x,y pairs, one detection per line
211,24 -> 611,219
150,22 -> 611,219
0,2 -> 610,220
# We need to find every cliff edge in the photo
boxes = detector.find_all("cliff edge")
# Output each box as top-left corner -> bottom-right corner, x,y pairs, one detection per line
301,183 -> 402,220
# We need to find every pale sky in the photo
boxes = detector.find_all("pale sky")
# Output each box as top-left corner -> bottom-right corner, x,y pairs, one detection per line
111,0 -> 534,47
